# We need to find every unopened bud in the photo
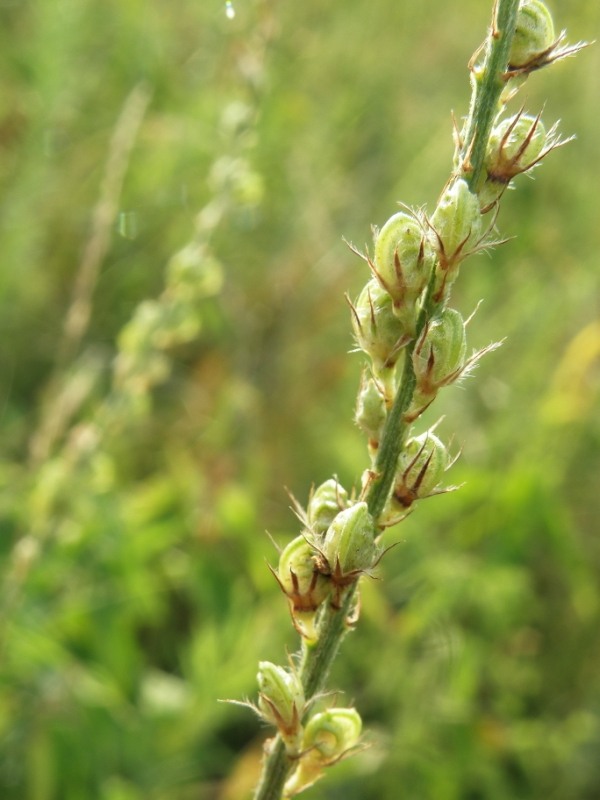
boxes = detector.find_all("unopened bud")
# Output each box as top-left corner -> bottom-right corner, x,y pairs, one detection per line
509,0 -> 555,69
257,662 -> 304,744
485,113 -> 547,185
351,279 -> 408,372
393,431 -> 448,508
430,179 -> 482,269
278,535 -> 331,611
372,211 -> 432,308
321,502 -> 378,581
412,308 -> 467,399
308,479 -> 349,537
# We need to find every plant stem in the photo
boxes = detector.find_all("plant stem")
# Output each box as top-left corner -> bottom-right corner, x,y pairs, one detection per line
461,0 -> 520,191
252,3 -> 521,797
253,738 -> 290,800
253,589 -> 356,800
366,328 -> 419,520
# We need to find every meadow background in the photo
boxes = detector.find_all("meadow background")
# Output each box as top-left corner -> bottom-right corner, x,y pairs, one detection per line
0,0 -> 599,798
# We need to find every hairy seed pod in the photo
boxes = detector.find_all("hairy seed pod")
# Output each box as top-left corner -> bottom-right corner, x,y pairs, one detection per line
257,661 -> 305,734
394,432 -> 448,508
278,534 -> 331,610
486,114 -> 547,183
412,307 -> 467,396
352,279 -> 408,372
509,0 -> 555,69
373,211 -> 432,306
308,479 -> 349,537
322,502 -> 377,580
430,178 -> 482,267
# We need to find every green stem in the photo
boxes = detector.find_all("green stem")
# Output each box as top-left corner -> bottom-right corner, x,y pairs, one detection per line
253,590 -> 356,800
366,337 -> 418,519
461,0 -> 520,191
252,3 -> 521,798
253,738 -> 290,800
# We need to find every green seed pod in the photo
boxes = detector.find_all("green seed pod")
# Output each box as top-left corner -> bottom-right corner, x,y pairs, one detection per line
308,479 -> 349,537
351,279 -> 408,371
303,707 -> 362,761
257,661 -> 305,733
412,307 -> 467,396
430,178 -> 482,266
355,374 -> 387,441
373,211 -> 432,306
485,114 -> 547,183
509,0 -> 555,69
394,431 -> 448,508
278,534 -> 331,611
322,502 -> 377,579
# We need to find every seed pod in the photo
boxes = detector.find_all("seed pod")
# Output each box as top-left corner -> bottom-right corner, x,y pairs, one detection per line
257,661 -> 304,741
393,431 -> 449,508
321,502 -> 378,582
412,307 -> 467,397
277,534 -> 331,611
430,178 -> 482,268
485,113 -> 547,184
372,211 -> 432,307
509,0 -> 555,69
308,479 -> 349,537
351,279 -> 409,372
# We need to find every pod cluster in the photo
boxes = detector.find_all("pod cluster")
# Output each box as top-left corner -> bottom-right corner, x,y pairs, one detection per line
256,659 -> 363,795
274,482 -> 379,642
351,0 -> 576,528
250,1 -> 584,795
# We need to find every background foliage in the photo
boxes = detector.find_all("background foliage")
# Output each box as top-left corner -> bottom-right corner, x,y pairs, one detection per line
0,0 -> 599,798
